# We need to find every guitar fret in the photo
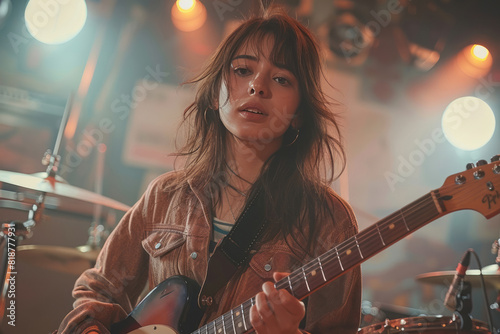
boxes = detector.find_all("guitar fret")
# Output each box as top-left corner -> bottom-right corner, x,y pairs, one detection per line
236,308 -> 246,333
317,257 -> 327,282
222,314 -> 227,334
230,309 -> 236,334
287,275 -> 294,296
335,247 -> 344,271
354,236 -> 363,259
241,304 -> 248,331
378,213 -> 408,245
400,210 -> 410,231
214,318 -> 222,334
301,267 -> 311,292
211,321 -> 216,334
376,223 -> 386,246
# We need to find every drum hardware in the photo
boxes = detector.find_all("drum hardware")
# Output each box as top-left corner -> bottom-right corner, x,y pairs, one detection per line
415,264 -> 500,290
454,280 -> 473,330
416,248 -> 498,333
0,193 -> 45,321
358,315 -> 490,334
360,301 -> 427,327
16,244 -> 100,276
0,93 -> 70,322
491,238 -> 500,266
13,139 -> 117,276
0,93 -> 127,320
0,169 -> 130,213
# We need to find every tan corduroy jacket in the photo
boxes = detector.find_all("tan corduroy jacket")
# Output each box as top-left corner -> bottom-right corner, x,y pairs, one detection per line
57,171 -> 362,334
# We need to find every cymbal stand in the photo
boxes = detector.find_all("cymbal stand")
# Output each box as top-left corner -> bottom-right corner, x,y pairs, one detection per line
0,92 -> 72,322
0,194 -> 44,322
43,93 -> 73,179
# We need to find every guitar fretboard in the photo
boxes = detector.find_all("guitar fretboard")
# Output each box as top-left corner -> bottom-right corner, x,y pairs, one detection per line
192,192 -> 443,334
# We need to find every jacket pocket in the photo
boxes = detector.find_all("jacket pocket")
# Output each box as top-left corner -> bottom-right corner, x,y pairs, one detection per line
142,229 -> 186,258
249,246 -> 301,279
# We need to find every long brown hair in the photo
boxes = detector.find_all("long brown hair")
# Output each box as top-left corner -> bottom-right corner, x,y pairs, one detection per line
173,6 -> 346,255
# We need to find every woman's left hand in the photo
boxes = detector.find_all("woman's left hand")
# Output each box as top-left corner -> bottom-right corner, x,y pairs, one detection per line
250,272 -> 305,334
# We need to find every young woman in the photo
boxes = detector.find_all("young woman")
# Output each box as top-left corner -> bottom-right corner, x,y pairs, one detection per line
57,6 -> 361,334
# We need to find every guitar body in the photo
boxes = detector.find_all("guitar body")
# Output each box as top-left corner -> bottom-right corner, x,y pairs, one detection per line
110,276 -> 204,334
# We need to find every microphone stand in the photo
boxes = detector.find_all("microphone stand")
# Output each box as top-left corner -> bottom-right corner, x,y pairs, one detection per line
454,280 -> 473,330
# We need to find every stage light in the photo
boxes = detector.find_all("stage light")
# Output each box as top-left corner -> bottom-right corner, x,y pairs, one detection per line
24,0 -> 87,45
471,44 -> 489,61
458,44 -> 493,78
441,96 -> 496,151
171,0 -> 207,32
177,0 -> 196,12
328,11 -> 375,66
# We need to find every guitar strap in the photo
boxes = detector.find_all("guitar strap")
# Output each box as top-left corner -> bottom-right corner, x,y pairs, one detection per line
199,188 -> 268,308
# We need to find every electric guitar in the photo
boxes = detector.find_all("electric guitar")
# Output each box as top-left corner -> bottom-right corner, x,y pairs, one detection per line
111,157 -> 500,334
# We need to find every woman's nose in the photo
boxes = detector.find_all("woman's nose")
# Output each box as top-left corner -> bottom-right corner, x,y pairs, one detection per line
248,76 -> 270,97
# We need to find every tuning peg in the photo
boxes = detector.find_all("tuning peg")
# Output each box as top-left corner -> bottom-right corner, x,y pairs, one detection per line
491,155 -> 500,162
466,163 -> 475,170
477,159 -> 488,166
494,165 -> 500,174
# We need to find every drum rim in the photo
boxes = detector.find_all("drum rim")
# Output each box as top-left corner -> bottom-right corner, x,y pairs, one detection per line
359,315 -> 490,333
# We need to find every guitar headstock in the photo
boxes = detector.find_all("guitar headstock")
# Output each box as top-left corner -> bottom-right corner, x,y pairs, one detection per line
439,155 -> 500,219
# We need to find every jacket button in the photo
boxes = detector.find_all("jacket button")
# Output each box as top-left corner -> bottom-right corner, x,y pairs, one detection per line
264,264 -> 272,272
190,252 -> 198,259
155,242 -> 161,249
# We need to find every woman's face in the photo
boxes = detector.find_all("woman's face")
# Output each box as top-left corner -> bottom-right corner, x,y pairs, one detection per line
218,38 -> 301,151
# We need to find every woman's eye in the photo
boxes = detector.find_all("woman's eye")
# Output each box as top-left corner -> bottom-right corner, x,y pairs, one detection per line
234,67 -> 250,76
274,76 -> 290,85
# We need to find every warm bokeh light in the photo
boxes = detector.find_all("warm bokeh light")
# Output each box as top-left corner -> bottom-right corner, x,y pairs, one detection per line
471,44 -> 489,61
171,0 -> 206,32
24,0 -> 87,45
177,0 -> 196,12
458,44 -> 493,78
442,96 -> 496,151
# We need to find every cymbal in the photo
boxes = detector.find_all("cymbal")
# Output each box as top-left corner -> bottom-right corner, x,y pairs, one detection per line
17,244 -> 100,276
416,264 -> 500,289
0,170 -> 130,212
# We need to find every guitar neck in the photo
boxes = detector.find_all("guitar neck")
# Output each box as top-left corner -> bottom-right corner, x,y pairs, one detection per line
192,190 -> 447,334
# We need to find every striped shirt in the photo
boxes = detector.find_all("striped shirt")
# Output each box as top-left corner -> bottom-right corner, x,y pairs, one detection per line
209,217 -> 233,253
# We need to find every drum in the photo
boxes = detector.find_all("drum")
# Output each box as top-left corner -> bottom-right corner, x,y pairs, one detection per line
358,316 -> 491,334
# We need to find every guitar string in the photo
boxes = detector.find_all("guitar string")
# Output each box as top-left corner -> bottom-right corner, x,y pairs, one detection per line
271,182 -> 478,295
197,182 -> 483,334
196,195 -> 437,334
195,180 -> 495,333
293,194 -> 436,276
281,179 -> 490,291
224,182 -> 486,333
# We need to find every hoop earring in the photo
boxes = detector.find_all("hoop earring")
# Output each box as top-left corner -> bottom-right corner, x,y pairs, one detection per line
204,108 -> 210,123
286,128 -> 300,147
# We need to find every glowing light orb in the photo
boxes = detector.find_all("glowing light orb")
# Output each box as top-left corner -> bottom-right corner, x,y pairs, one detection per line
177,0 -> 196,12
471,44 -> 489,61
171,0 -> 206,32
442,96 -> 496,151
25,0 -> 87,45
458,44 -> 493,78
